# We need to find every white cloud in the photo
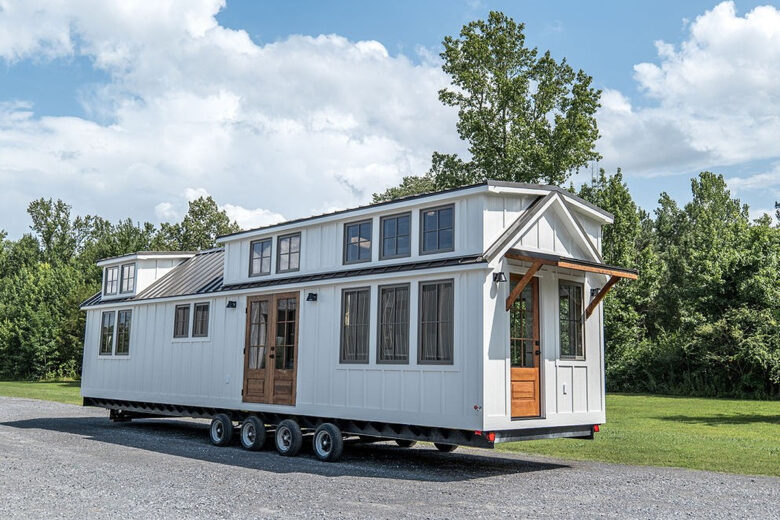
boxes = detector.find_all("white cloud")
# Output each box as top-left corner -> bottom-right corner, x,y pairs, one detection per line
222,203 -> 285,230
0,0 -> 461,237
598,1 -> 780,177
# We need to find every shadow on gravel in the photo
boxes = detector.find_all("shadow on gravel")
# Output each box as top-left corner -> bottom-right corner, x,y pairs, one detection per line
659,413 -> 780,426
2,416 -> 568,481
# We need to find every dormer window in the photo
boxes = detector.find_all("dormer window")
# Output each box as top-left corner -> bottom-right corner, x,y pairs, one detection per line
120,263 -> 136,294
104,267 -> 118,295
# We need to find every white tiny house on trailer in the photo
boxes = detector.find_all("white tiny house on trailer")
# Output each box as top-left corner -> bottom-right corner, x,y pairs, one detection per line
80,181 -> 636,461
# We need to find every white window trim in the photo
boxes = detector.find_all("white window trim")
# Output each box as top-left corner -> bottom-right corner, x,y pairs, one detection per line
170,301 -> 213,342
119,263 -> 136,294
97,309 -> 133,359
103,266 -> 119,295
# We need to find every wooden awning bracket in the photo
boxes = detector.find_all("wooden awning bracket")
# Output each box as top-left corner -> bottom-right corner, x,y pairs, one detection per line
505,260 -> 543,311
585,275 -> 620,318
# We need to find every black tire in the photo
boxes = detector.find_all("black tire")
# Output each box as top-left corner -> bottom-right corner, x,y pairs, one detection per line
312,423 -> 344,462
434,442 -> 457,453
209,414 -> 233,447
240,416 -> 266,451
395,439 -> 417,448
275,419 -> 303,456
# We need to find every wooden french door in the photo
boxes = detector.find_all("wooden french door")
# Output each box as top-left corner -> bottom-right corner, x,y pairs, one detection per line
243,292 -> 299,406
509,275 -> 541,417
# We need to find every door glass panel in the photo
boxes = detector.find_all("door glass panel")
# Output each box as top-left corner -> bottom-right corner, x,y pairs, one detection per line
248,300 -> 268,369
275,297 -> 297,370
510,283 -> 536,368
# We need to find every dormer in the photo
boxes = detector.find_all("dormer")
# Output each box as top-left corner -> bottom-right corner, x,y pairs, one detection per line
97,251 -> 196,300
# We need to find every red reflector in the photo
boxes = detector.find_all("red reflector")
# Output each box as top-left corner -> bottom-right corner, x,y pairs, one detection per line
593,424 -> 600,433
486,432 -> 496,442
474,430 -> 483,436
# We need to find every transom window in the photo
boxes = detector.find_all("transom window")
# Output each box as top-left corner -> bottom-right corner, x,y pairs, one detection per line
192,303 -> 210,338
173,304 -> 190,338
420,204 -> 454,254
418,280 -> 454,364
344,220 -> 372,264
378,284 -> 410,363
120,263 -> 135,293
559,281 -> 584,359
104,267 -> 118,295
340,288 -> 370,363
277,233 -> 301,273
380,213 -> 411,259
249,238 -> 272,276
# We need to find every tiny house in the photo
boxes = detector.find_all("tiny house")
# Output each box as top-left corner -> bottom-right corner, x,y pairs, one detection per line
80,181 -> 636,461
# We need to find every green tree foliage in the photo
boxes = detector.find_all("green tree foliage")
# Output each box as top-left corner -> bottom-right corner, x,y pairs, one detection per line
374,11 -> 601,202
156,196 -> 240,251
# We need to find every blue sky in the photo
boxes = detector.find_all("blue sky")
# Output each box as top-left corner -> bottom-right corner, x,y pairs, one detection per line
0,0 -> 778,237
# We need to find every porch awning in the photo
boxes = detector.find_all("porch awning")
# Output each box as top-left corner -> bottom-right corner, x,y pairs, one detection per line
504,248 -> 638,317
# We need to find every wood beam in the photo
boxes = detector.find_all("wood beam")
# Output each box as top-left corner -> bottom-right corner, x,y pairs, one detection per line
557,260 -> 638,280
505,252 -> 557,266
585,275 -> 620,318
505,261 -> 543,311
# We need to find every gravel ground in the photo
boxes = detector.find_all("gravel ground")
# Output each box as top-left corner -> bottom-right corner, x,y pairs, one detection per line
0,397 -> 777,519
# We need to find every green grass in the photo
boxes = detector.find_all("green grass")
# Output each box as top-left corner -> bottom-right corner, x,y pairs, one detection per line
498,393 -> 780,477
0,380 -> 82,405
0,383 -> 777,476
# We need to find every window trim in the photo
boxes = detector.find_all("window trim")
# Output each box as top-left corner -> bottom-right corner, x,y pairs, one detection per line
173,304 -> 190,338
99,311 -> 115,356
115,309 -> 132,356
376,283 -> 410,365
417,278 -> 455,365
276,232 -> 302,273
558,280 -> 585,361
379,212 -> 412,260
103,266 -> 118,295
248,238 -> 273,277
343,219 -> 373,265
339,286 -> 371,364
119,263 -> 136,294
192,302 -> 210,338
419,203 -> 455,255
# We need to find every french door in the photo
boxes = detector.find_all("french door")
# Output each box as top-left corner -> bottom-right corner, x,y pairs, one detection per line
509,275 -> 541,417
243,292 -> 299,405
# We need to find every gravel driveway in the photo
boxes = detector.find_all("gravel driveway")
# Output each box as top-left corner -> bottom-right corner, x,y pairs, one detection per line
0,397 -> 776,519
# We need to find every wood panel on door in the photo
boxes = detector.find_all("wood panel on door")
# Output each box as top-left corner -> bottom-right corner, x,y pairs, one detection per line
509,275 -> 541,417
243,292 -> 299,405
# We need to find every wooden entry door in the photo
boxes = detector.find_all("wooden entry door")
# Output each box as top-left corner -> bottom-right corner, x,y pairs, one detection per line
509,275 -> 541,417
243,292 -> 299,405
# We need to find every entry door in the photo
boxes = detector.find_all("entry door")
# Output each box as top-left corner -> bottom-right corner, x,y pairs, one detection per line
243,292 -> 299,405
509,276 -> 541,417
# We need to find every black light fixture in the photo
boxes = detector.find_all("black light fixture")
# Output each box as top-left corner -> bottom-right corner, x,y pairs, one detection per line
226,300 -> 237,309
306,292 -> 318,302
590,288 -> 601,298
492,272 -> 507,283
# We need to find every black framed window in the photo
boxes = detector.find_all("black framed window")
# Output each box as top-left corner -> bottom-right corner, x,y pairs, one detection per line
174,304 -> 190,338
380,213 -> 411,259
418,280 -> 454,364
120,263 -> 135,293
559,281 -> 584,359
192,303 -> 210,338
104,266 -> 118,295
344,220 -> 372,264
277,233 -> 301,273
116,310 -> 132,355
99,311 -> 115,355
420,204 -> 454,254
340,288 -> 370,363
377,284 -> 410,363
249,238 -> 272,276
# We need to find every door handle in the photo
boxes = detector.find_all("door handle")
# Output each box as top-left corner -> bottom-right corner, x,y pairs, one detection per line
268,354 -> 275,359
535,350 -> 541,355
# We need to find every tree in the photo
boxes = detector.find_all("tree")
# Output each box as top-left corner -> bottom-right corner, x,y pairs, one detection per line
155,196 -> 240,251
374,11 -> 601,201
27,198 -> 95,265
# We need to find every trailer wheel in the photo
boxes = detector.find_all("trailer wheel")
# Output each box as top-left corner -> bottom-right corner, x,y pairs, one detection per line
434,442 -> 457,453
312,423 -> 344,462
395,439 -> 417,448
209,414 -> 234,447
240,416 -> 266,451
275,419 -> 303,457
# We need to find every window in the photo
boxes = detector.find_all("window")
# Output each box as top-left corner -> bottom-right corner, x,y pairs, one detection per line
173,305 -> 190,338
275,297 -> 297,370
420,204 -> 454,254
249,238 -> 272,276
116,310 -> 132,355
192,303 -> 210,338
340,288 -> 370,363
99,311 -> 115,355
559,281 -> 584,359
377,284 -> 410,363
418,280 -> 454,364
120,263 -> 135,293
277,233 -> 301,273
104,267 -> 118,295
380,213 -> 411,259
344,220 -> 372,264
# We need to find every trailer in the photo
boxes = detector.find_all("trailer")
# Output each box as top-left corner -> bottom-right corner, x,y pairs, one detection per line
80,181 -> 636,462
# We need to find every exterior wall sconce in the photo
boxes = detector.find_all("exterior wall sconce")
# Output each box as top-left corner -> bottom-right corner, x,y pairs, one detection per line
226,300 -> 237,309
306,293 -> 318,302
590,288 -> 601,299
492,272 -> 507,283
